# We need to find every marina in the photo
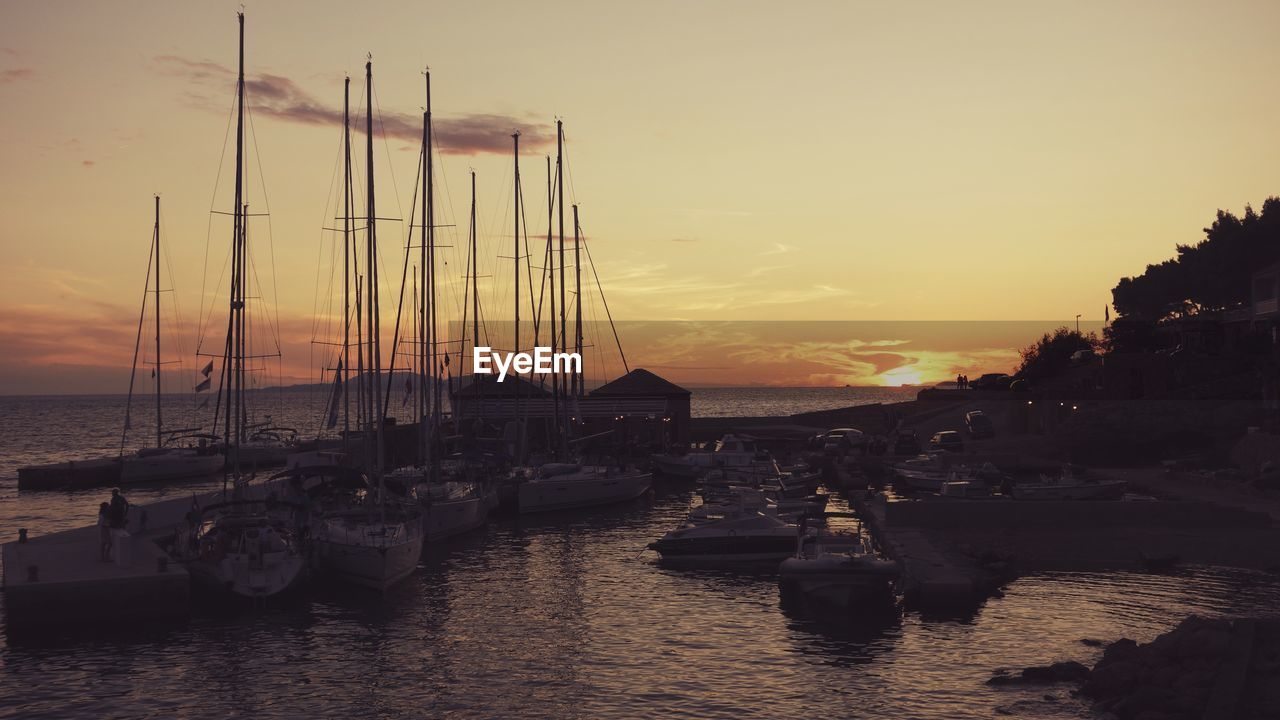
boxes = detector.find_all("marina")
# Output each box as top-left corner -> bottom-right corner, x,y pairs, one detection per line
5,2 -> 1280,717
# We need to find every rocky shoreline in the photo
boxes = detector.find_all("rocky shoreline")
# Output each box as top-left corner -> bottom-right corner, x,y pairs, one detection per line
989,615 -> 1280,720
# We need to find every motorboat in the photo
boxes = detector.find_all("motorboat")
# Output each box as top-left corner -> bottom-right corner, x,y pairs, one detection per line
893,456 -> 1002,493
648,510 -> 804,566
779,532 -> 898,605
690,485 -> 827,523
518,462 -> 652,514
1011,468 -> 1127,501
649,434 -> 774,479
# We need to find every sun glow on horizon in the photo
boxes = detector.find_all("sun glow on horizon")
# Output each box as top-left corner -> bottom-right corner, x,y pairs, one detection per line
879,366 -> 925,387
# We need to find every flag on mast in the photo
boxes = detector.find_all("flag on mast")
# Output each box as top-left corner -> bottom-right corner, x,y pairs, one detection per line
200,360 -> 214,377
195,377 -> 211,393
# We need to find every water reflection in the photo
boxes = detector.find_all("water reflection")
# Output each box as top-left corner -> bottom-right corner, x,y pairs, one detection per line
5,475 -> 1280,718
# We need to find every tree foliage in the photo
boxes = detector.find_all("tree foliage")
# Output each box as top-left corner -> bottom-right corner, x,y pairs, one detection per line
1017,327 -> 1099,382
1111,197 -> 1280,320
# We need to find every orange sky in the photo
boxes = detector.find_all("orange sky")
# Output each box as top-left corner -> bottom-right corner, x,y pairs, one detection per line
2,1 -> 1278,394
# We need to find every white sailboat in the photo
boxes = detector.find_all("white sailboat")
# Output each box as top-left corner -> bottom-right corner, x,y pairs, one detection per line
518,462 -> 652,514
119,195 -> 225,484
185,12 -> 305,600
383,73 -> 499,542
311,62 -> 424,590
514,120 -> 653,513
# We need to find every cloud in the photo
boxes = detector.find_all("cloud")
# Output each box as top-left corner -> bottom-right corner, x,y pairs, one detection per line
670,237 -> 699,243
154,55 -> 553,155
82,160 -> 95,168
0,68 -> 33,85
760,242 -> 795,256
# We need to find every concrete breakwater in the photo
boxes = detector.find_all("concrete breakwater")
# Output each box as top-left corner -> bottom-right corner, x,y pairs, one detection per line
841,465 -> 1280,612
1,485 -> 274,631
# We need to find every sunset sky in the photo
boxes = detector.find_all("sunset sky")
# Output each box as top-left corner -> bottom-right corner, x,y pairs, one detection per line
2,0 -> 1279,394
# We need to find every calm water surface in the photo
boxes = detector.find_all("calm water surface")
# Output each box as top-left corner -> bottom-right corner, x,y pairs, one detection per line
1,392 -> 1277,719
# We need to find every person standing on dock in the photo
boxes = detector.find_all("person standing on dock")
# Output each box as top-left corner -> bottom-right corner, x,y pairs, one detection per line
97,502 -> 112,561
107,488 -> 130,531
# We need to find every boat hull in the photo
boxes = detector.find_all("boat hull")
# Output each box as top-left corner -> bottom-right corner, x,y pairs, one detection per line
421,496 -> 489,541
121,452 -> 225,484
779,557 -> 898,604
315,534 -> 424,591
649,455 -> 703,479
518,472 -> 652,514
188,549 -> 307,599
648,534 -> 797,566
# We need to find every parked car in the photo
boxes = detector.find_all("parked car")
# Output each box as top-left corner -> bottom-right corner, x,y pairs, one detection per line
930,431 -> 965,453
892,430 -> 921,456
1070,349 -> 1097,364
970,373 -> 1012,391
821,427 -> 867,453
964,411 -> 994,439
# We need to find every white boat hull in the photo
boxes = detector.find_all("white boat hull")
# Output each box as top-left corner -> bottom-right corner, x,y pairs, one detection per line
421,495 -> 488,541
518,472 -> 652,514
315,533 -> 423,591
188,549 -> 307,598
121,451 -> 224,484
779,556 -> 898,604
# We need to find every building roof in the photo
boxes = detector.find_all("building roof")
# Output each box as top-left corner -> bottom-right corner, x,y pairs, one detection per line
1254,260 -> 1280,279
590,368 -> 690,397
452,373 -> 551,399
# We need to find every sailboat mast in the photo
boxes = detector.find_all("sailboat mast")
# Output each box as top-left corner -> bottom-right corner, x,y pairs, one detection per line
229,10 -> 246,476
469,169 -> 479,399
419,83 -> 429,465
573,204 -> 582,399
366,59 -> 384,477
512,132 -> 521,457
426,70 -> 439,482
153,194 -> 162,450
239,203 -> 248,443
547,154 -> 560,450
342,76 -> 352,446
556,120 -> 568,450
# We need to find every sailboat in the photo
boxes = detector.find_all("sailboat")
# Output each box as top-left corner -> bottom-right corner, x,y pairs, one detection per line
310,60 -> 424,590
185,12 -> 307,600
517,119 -> 651,513
374,70 -> 497,542
119,195 -> 225,484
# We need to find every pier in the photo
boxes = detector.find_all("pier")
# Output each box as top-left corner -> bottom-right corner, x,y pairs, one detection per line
1,488 -> 256,630
2,525 -> 188,628
840,465 -> 1280,613
17,457 -> 122,491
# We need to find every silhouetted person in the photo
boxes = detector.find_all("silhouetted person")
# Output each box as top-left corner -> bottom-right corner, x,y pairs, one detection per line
108,488 -> 130,530
97,502 -> 112,561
